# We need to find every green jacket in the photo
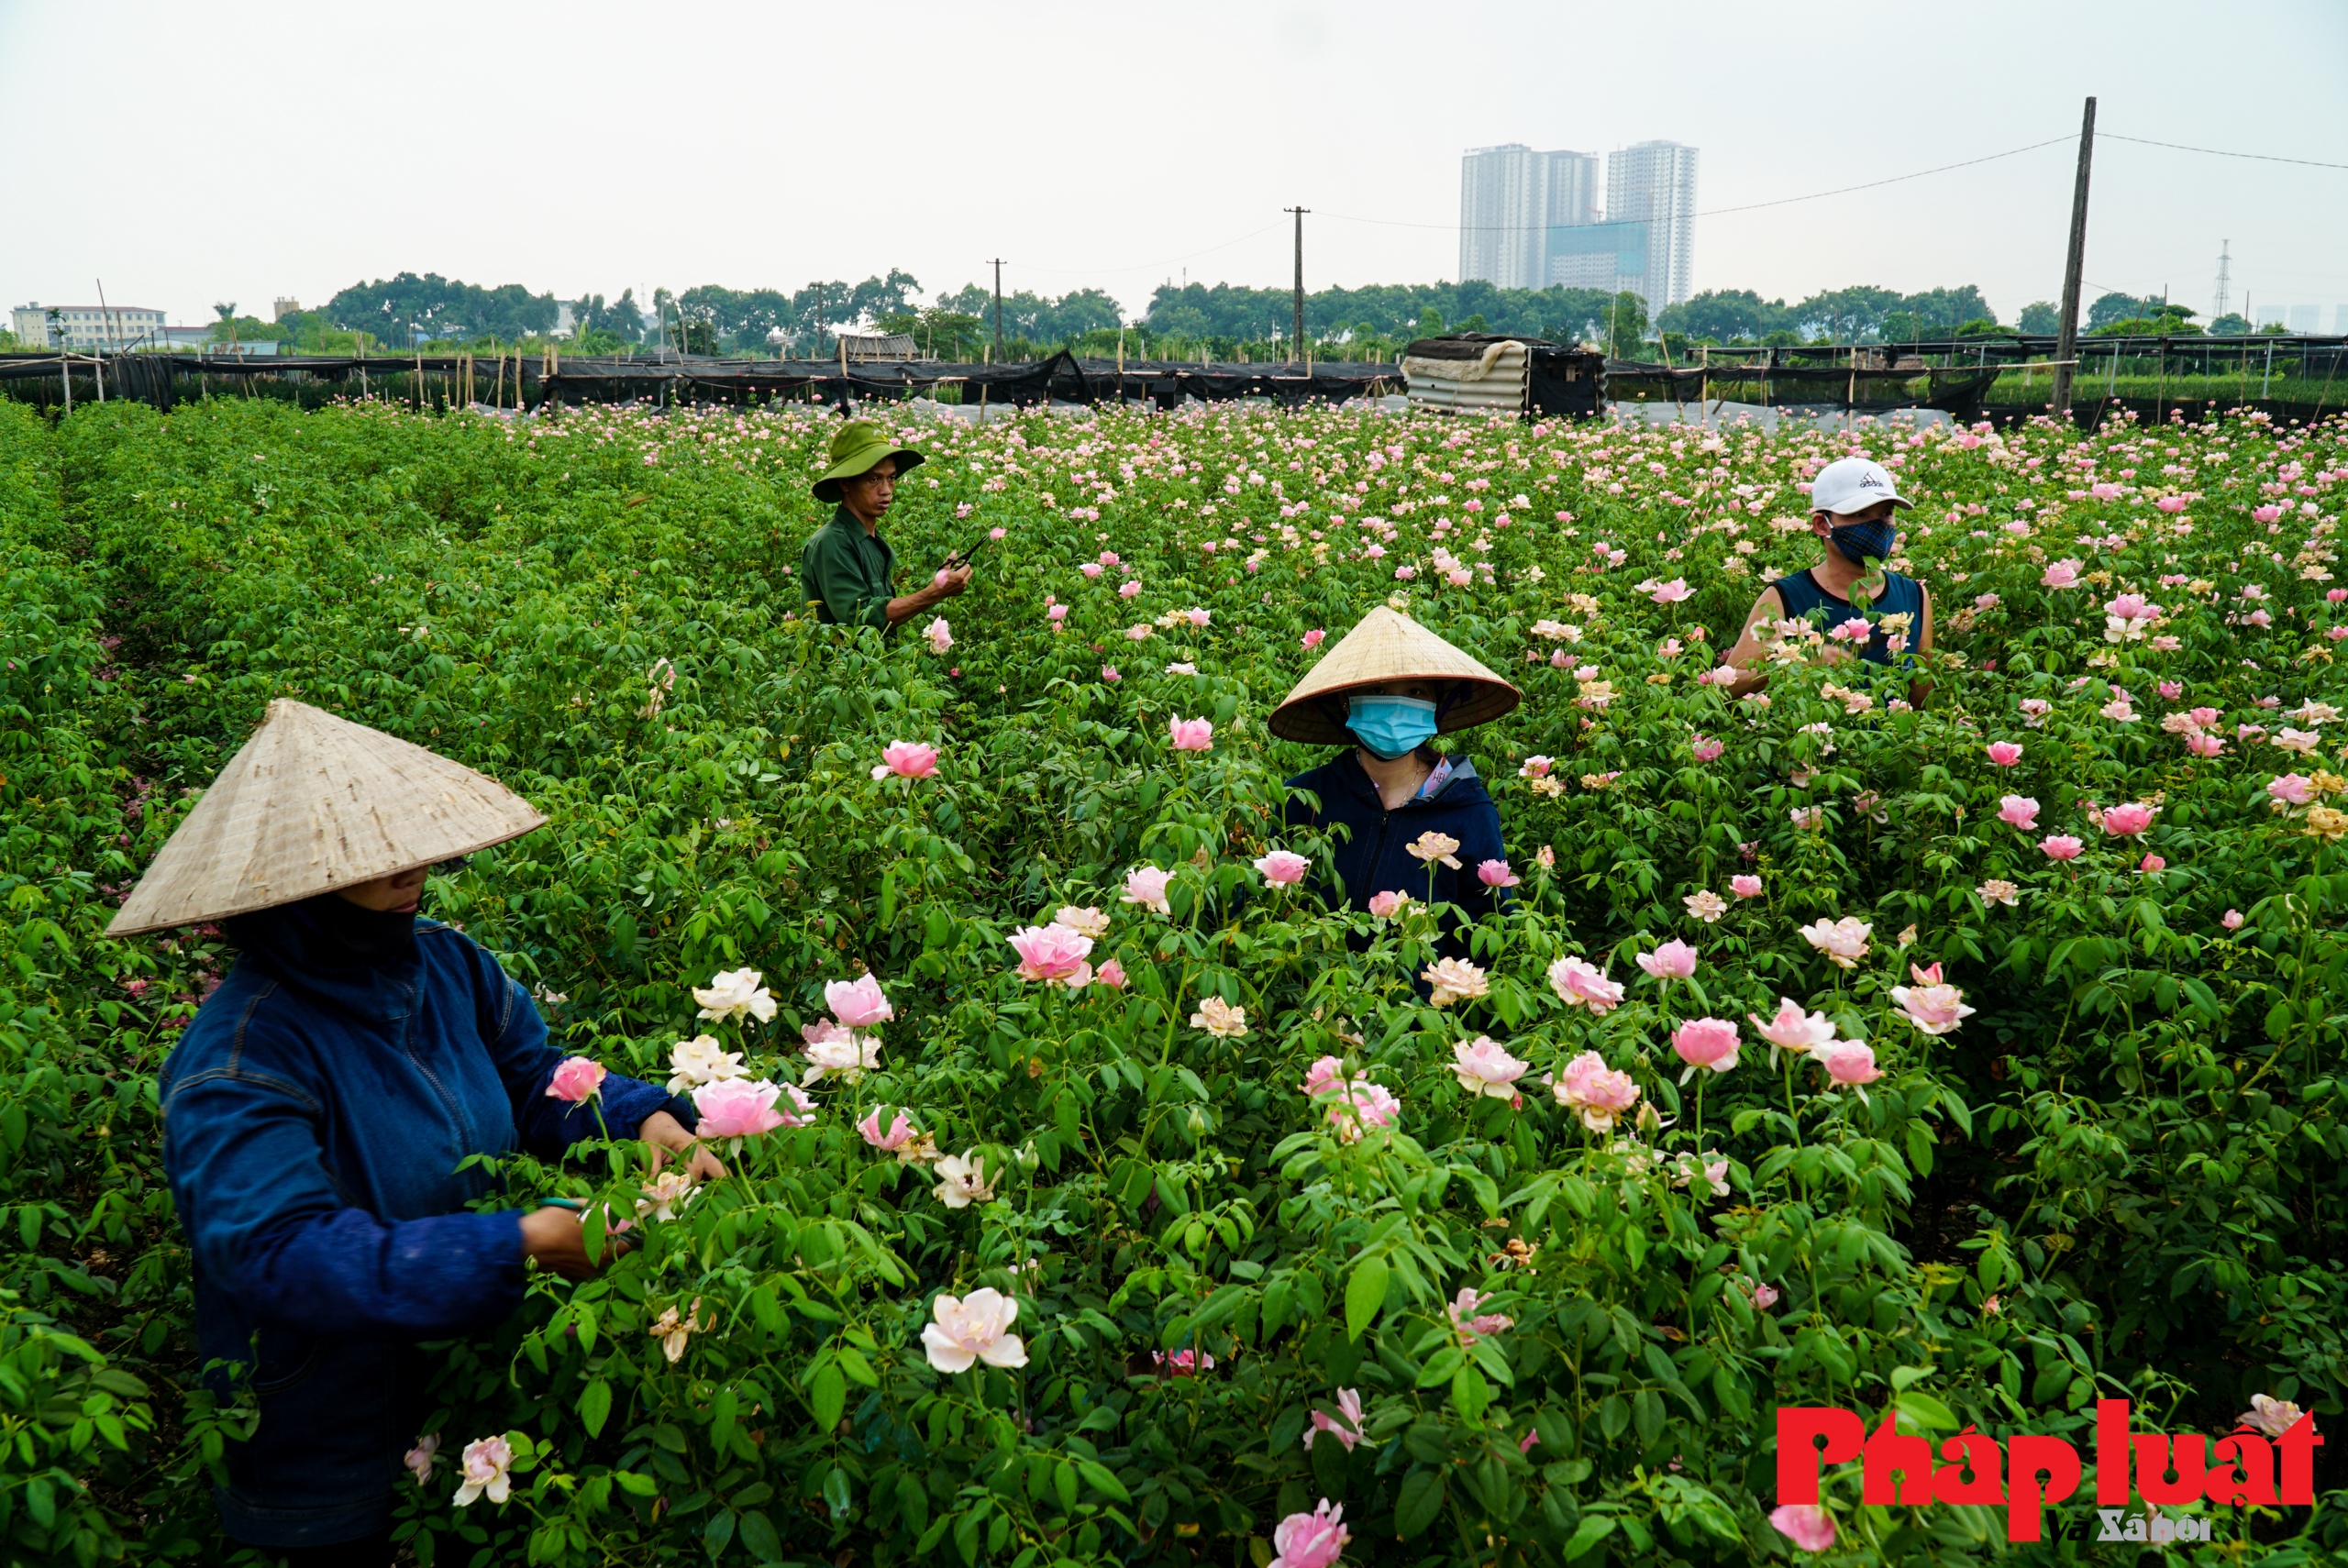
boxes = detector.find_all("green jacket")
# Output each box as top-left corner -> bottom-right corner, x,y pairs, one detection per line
800,506 -> 897,630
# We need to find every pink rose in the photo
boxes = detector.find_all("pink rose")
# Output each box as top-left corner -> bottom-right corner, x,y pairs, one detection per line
2269,773 -> 2314,805
1254,849 -> 1311,885
1366,889 -> 1408,919
1670,1017 -> 1741,1075
857,1108 -> 914,1152
1168,716 -> 1214,751
1123,865 -> 1174,913
1821,1042 -> 1883,1087
2041,558 -> 2082,589
1301,628 -> 1326,650
1186,608 -> 1211,628
1093,957 -> 1127,989
1985,742 -> 2023,767
1101,665 -> 1120,682
1007,922 -> 1094,985
2039,834 -> 2083,860
2158,681 -> 2183,700
1118,580 -> 1142,599
825,974 -> 894,1028
872,740 -> 939,779
1476,858 -> 1520,888
1998,795 -> 2041,831
1303,1389 -> 1366,1452
1771,1503 -> 1837,1552
2101,801 -> 2156,836
1690,735 -> 1724,762
2139,853 -> 2165,874
1080,562 -> 1104,578
1553,1050 -> 1641,1132
2222,909 -> 2244,930
2185,733 -> 2225,757
1546,955 -> 1624,1012
1730,874 -> 1764,899
1268,1499 -> 1350,1568
692,1077 -> 810,1137
1450,1035 -> 1528,1099
1749,997 -> 1839,1057
545,1055 -> 606,1102
1636,939 -> 1700,980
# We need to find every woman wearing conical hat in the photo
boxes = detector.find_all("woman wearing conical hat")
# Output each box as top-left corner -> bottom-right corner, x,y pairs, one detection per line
116,701 -> 721,1563
1271,607 -> 1521,927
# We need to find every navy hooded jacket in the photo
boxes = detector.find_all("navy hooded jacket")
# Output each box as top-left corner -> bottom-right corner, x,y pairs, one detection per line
1281,749 -> 1512,926
160,900 -> 692,1548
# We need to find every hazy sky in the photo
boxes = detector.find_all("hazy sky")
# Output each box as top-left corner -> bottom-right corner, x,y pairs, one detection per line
5,0 -> 2345,328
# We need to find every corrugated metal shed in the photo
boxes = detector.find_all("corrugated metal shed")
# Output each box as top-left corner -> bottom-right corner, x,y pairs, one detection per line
1402,336 -> 1528,414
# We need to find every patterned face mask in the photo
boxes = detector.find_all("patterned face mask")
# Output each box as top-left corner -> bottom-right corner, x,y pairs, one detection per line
1829,517 -> 1899,566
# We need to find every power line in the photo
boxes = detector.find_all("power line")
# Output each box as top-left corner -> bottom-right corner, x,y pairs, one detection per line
1697,136 -> 2073,216
1319,135 -> 2074,234
2102,133 -> 2348,171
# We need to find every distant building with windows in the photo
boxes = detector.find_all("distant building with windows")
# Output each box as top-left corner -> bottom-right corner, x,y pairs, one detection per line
12,302 -> 168,349
1458,139 -> 1699,311
1458,145 -> 1563,292
1604,141 -> 1698,313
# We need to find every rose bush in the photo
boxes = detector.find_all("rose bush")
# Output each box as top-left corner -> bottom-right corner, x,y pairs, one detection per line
1,392 -> 2345,1563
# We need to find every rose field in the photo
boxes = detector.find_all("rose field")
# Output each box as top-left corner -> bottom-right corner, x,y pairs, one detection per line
4,388 -> 2348,1567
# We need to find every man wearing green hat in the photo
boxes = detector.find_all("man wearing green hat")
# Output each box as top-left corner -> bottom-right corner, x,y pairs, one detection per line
800,419 -> 971,630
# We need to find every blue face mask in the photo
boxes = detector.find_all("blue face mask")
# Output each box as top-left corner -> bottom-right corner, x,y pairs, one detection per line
1830,517 -> 1899,566
1347,695 -> 1438,761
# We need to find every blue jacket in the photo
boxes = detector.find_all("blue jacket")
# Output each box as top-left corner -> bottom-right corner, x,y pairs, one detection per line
160,903 -> 690,1548
1281,750 -> 1512,928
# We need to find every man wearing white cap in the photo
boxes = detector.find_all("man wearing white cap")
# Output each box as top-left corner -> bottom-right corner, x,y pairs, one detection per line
1718,454 -> 1934,698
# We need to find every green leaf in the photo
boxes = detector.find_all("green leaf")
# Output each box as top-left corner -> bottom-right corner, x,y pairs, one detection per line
1394,1468 -> 1447,1538
578,1377 -> 613,1439
1077,1461 -> 1131,1504
614,1470 -> 659,1496
834,1345 -> 880,1387
897,1472 -> 931,1534
1344,1254 -> 1389,1341
1451,1364 -> 1492,1422
1562,1515 -> 1617,1560
1896,1391 -> 1960,1432
739,1508 -> 784,1562
810,1361 -> 847,1432
1415,1345 -> 1466,1387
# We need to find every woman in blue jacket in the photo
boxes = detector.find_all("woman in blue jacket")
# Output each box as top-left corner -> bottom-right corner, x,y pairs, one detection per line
1271,606 -> 1522,928
109,701 -> 721,1565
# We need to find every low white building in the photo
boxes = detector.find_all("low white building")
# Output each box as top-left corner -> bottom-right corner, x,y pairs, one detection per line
12,303 -> 168,349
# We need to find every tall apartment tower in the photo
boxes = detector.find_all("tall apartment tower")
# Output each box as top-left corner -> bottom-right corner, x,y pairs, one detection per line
1458,145 -> 1551,290
1604,140 -> 1700,310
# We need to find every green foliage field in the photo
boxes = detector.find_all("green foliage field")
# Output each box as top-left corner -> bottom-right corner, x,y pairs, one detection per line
1,393 -> 2344,1564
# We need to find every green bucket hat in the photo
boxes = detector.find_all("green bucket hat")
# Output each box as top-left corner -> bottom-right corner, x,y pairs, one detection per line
811,419 -> 925,503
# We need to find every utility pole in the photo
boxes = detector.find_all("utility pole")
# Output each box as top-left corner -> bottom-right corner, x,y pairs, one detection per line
2050,94 -> 2096,419
1284,207 -> 1309,365
2213,239 -> 2232,324
990,259 -> 1005,359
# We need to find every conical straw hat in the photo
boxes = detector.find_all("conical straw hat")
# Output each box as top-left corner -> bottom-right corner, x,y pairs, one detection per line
106,700 -> 548,937
1268,606 -> 1521,745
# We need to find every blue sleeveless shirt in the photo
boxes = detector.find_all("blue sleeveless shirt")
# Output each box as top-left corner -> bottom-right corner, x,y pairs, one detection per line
1769,568 -> 1924,668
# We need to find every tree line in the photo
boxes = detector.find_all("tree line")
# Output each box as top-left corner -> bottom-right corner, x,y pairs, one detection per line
227,271 -> 2293,361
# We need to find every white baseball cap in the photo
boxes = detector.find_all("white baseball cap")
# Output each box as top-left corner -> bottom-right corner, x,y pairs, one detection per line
1808,456 -> 1912,518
